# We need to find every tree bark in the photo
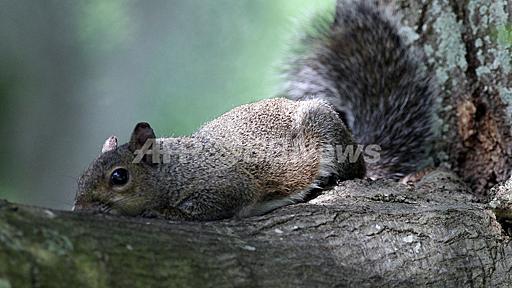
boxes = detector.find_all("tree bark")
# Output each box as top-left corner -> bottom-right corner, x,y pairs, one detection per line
0,170 -> 511,287
397,0 -> 512,197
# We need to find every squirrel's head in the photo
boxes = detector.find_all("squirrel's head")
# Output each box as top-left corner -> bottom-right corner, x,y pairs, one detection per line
74,122 -> 161,217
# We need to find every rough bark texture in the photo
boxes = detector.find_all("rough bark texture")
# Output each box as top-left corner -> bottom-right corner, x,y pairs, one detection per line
490,177 -> 512,235
397,0 -> 512,198
0,170 -> 511,287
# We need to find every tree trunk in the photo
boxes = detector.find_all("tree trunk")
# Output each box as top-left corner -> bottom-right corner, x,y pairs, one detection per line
1,170 -> 511,287
397,0 -> 512,197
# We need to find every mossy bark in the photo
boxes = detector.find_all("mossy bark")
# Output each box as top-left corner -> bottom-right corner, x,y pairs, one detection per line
398,0 -> 512,198
1,171 -> 511,287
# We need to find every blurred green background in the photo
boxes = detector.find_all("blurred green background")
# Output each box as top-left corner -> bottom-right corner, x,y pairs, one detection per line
0,0 -> 332,210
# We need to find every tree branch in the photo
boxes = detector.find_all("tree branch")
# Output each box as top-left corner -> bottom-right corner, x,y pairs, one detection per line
1,170 -> 510,287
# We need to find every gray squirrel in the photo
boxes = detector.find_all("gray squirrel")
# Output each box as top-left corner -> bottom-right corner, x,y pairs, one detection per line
74,0 -> 435,220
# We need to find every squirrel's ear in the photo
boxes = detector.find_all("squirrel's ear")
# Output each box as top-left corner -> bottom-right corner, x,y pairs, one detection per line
129,122 -> 156,152
101,136 -> 118,153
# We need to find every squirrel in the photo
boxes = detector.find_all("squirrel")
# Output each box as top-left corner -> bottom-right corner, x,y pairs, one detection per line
73,0 -> 435,220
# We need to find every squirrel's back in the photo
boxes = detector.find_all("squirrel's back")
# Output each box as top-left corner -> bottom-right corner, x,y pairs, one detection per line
284,0 -> 435,179
196,98 -> 365,205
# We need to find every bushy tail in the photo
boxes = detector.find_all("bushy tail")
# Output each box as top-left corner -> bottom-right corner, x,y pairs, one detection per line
284,0 -> 435,179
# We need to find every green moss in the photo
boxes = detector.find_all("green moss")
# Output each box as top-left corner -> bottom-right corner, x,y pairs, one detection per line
73,255 -> 108,288
40,228 -> 73,256
0,222 -> 23,251
468,0 -> 511,75
497,25 -> 512,46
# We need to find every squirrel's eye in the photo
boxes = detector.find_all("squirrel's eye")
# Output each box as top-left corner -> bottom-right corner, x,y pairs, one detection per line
110,168 -> 129,186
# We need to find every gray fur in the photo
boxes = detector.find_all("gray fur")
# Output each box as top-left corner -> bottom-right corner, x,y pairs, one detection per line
75,99 -> 365,220
284,0 -> 435,179
75,0 -> 434,220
